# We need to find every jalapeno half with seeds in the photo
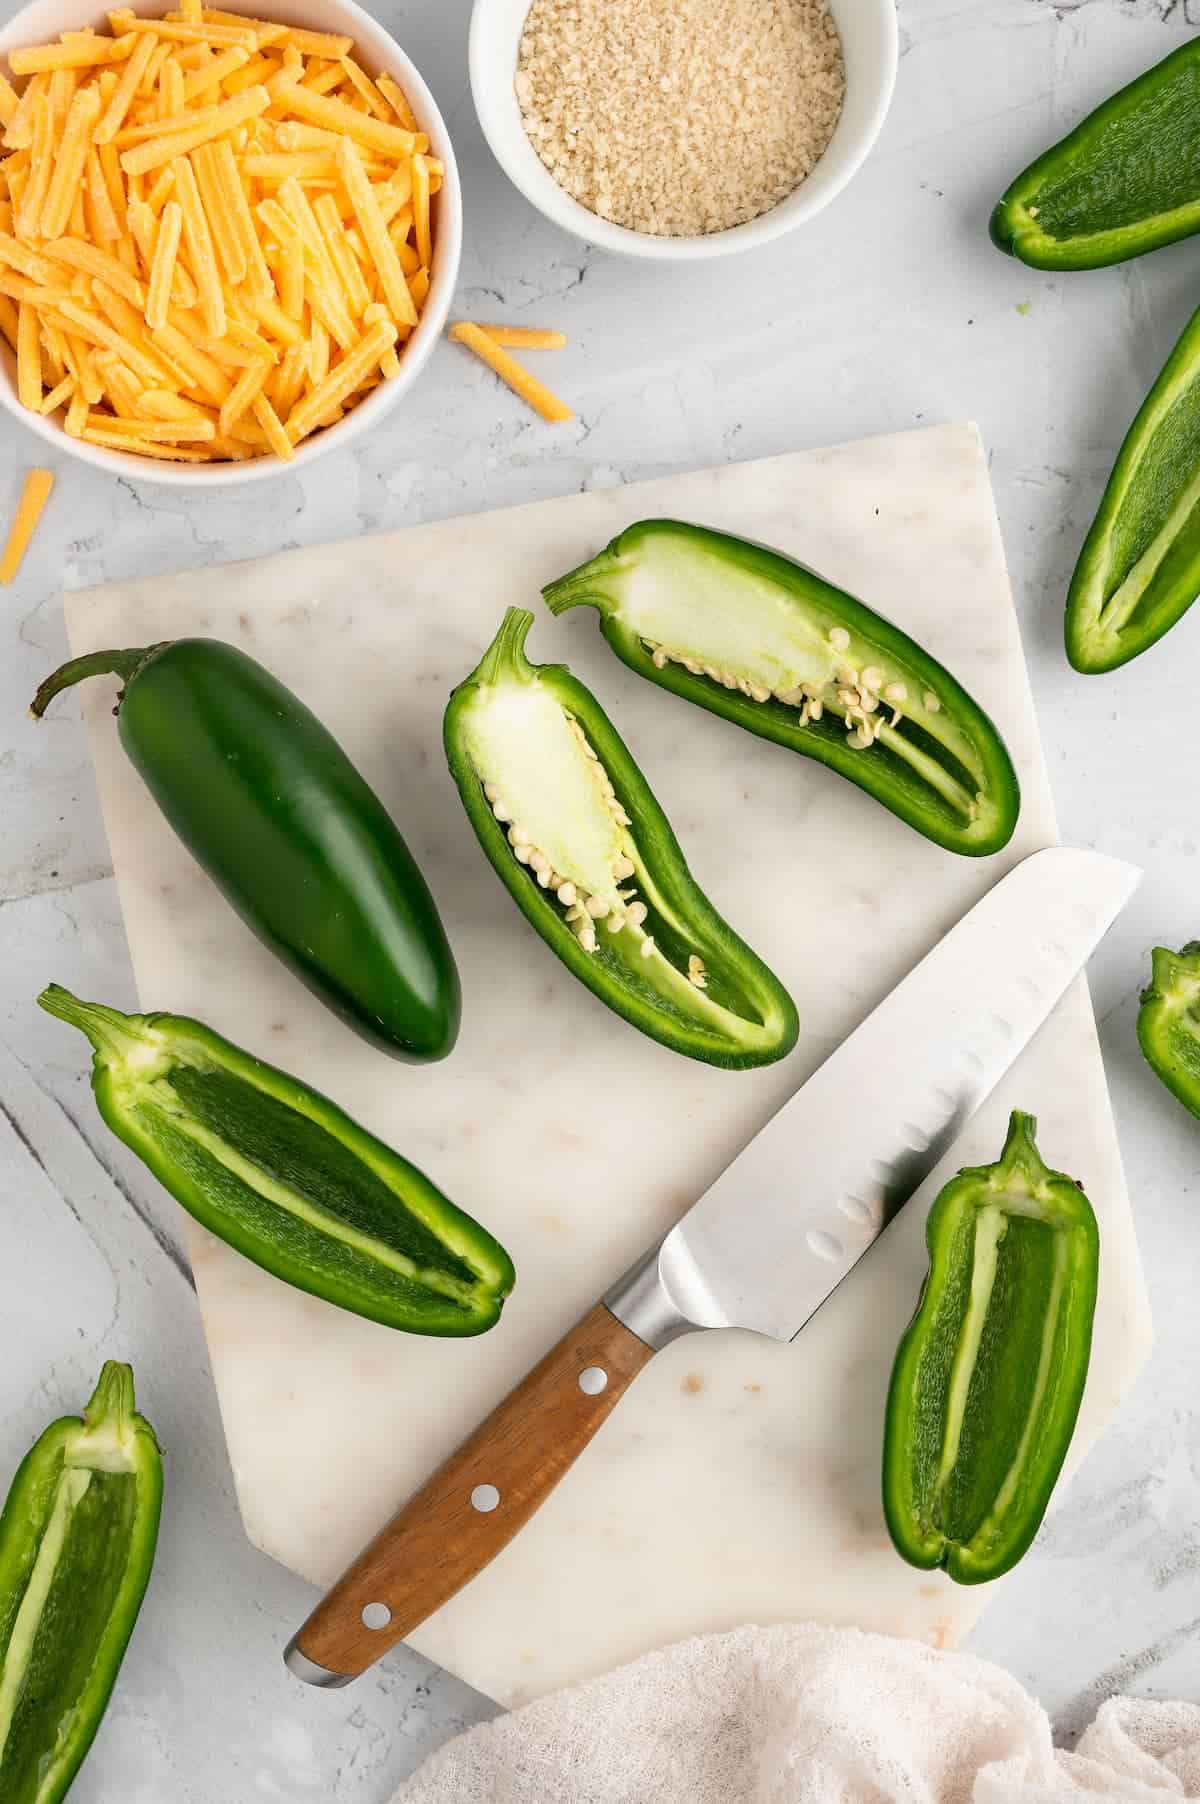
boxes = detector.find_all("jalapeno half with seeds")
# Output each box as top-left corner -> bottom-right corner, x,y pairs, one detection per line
444,609 -> 798,1068
542,521 -> 1020,857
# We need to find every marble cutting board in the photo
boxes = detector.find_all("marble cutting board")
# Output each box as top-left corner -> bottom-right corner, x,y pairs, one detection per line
65,423 -> 1152,1708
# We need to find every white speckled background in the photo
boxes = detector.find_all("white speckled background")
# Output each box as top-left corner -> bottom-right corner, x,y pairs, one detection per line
4,0 -> 1200,1794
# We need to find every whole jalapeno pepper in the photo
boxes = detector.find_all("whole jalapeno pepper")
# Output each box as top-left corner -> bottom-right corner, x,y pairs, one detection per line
32,639 -> 460,1062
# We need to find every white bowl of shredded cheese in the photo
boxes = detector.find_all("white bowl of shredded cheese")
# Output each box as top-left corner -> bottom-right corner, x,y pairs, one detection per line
0,0 -> 462,483
470,0 -> 897,260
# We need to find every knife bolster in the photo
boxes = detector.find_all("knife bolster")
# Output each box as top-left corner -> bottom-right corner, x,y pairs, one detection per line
605,1243 -> 712,1349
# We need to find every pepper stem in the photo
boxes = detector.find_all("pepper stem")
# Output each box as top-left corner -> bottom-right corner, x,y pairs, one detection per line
472,608 -> 536,687
37,984 -> 157,1068
70,1361 -> 159,1469
83,1361 -> 136,1438
30,646 -> 161,720
541,546 -> 621,616
994,1110 -> 1050,1190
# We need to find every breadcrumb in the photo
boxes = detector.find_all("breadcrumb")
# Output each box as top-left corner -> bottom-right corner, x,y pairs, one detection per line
516,0 -> 845,238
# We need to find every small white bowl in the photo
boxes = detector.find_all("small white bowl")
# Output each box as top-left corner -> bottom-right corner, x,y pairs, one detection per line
0,0 -> 462,485
470,0 -> 897,262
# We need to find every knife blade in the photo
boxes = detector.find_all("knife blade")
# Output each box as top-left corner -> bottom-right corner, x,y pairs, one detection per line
285,846 -> 1139,1688
616,844 -> 1140,1348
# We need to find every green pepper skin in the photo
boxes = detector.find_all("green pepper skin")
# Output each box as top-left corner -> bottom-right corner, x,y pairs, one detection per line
1137,943 -> 1200,1120
32,640 -> 460,1062
0,1363 -> 162,1804
543,521 -> 1019,858
444,610 -> 798,1069
38,985 -> 515,1336
1066,306 -> 1200,673
882,1112 -> 1098,1585
991,41 -> 1200,270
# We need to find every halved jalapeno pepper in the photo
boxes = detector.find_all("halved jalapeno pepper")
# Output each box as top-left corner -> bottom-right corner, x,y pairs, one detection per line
0,1363 -> 162,1804
38,985 -> 515,1337
1066,305 -> 1200,673
990,40 -> 1200,271
443,609 -> 798,1069
883,1112 -> 1099,1585
1137,943 -> 1200,1120
542,521 -> 1019,857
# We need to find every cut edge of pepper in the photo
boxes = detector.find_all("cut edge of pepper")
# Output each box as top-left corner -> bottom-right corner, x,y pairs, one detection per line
988,200 -> 1200,272
1144,941 -> 1200,1003
1137,943 -> 1200,1122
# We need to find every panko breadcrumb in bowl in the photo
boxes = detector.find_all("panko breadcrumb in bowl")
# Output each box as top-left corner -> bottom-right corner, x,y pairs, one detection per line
470,0 -> 897,261
517,0 -> 845,238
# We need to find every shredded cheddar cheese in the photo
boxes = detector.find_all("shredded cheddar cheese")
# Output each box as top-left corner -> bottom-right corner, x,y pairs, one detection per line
449,320 -> 573,423
478,324 -> 567,351
0,7 -> 441,463
1,467 -> 54,583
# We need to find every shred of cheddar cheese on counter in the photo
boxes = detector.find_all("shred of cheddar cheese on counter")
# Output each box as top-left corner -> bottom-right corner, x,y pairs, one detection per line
449,319 -> 573,423
1,466 -> 54,582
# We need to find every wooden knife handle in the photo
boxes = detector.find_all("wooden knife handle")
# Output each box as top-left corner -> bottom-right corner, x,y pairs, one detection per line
286,1303 -> 655,1683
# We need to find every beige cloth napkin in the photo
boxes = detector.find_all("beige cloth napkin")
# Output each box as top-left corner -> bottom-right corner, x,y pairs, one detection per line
395,1623 -> 1200,1802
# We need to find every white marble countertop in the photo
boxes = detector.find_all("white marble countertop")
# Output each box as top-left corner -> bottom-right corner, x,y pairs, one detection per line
2,0 -> 1200,1794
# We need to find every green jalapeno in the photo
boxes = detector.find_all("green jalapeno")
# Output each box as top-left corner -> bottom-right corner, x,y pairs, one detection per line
32,639 -> 460,1062
1066,305 -> 1200,673
1138,943 -> 1200,1120
990,40 -> 1200,269
38,986 -> 515,1337
542,520 -> 1019,857
882,1112 -> 1098,1584
443,609 -> 798,1069
0,1363 -> 162,1804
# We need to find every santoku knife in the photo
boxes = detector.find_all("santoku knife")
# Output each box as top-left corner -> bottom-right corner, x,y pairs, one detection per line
285,845 -> 1139,1687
